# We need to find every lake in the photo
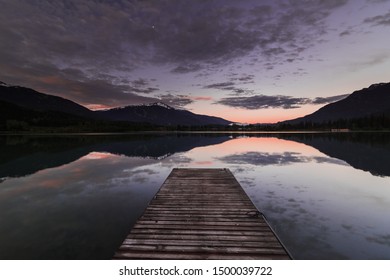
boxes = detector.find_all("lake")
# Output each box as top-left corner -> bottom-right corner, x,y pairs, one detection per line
0,132 -> 389,259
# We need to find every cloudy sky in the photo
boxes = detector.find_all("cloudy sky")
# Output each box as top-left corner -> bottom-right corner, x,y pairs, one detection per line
1,0 -> 389,123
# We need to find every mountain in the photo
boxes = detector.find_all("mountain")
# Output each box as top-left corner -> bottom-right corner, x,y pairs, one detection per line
283,83 -> 390,125
0,81 -> 231,128
0,81 -> 95,119
98,102 -> 231,126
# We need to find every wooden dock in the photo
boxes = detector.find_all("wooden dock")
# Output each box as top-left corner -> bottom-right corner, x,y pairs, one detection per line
114,168 -> 291,259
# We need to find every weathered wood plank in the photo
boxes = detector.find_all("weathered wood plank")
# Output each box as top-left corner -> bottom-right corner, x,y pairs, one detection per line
114,168 -> 291,260
136,220 -> 268,226
143,211 -> 261,216
126,233 -> 278,242
114,252 -> 290,260
144,207 -> 257,211
118,244 -> 287,255
141,214 -> 262,219
133,224 -> 270,231
139,216 -> 264,222
149,203 -> 254,207
122,239 -> 283,248
155,198 -> 249,201
129,229 -> 274,236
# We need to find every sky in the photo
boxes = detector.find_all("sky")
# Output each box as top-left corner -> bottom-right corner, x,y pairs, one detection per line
1,0 -> 389,123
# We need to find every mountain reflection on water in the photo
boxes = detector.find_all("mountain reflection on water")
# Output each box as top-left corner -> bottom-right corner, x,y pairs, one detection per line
1,132 -> 389,180
0,132 -> 390,260
278,132 -> 390,177
0,133 -> 230,179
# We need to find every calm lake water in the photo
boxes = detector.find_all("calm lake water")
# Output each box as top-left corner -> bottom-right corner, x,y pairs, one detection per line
0,132 -> 389,259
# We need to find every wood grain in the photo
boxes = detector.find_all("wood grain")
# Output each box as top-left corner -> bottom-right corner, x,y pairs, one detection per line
114,168 -> 290,260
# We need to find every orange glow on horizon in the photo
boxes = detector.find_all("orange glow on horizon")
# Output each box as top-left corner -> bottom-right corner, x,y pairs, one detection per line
189,102 -> 321,124
83,152 -> 114,160
85,104 -> 112,111
192,96 -> 213,101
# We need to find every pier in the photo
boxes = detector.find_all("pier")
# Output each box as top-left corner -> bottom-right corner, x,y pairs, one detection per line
114,168 -> 291,259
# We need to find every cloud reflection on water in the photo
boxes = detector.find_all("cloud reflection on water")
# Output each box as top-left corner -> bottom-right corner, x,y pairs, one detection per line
218,151 -> 348,166
0,152 -> 167,259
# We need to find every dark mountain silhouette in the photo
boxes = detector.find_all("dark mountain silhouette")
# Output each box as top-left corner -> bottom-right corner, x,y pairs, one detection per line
282,83 -> 390,124
0,99 -> 89,128
0,81 -> 95,118
98,102 -> 230,126
0,81 -> 231,127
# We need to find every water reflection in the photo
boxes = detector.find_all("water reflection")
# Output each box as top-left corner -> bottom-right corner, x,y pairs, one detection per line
0,152 -> 164,259
0,133 -> 390,259
218,151 -> 348,166
0,134 -> 230,179
278,133 -> 390,177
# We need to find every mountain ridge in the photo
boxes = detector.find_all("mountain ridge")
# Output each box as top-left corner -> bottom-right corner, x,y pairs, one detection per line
98,103 -> 230,126
282,82 -> 390,125
0,81 -> 95,119
0,81 -> 231,127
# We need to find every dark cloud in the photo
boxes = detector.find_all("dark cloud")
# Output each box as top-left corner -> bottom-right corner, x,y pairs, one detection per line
0,0 -> 365,109
216,93 -> 349,109
171,64 -> 202,74
132,79 -> 149,87
158,94 -> 194,108
311,94 -> 349,104
128,78 -> 159,95
243,0 -> 349,61
130,87 -> 159,94
339,30 -> 351,37
0,0 -> 350,76
216,95 -> 309,109
0,61 -> 158,108
338,25 -> 357,37
51,78 -> 159,108
229,74 -> 255,83
204,80 -> 255,96
363,10 -> 390,26
0,1 -> 139,72
237,74 -> 255,82
204,82 -> 236,89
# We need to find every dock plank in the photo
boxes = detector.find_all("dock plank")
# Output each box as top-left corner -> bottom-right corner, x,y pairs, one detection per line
114,168 -> 291,260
